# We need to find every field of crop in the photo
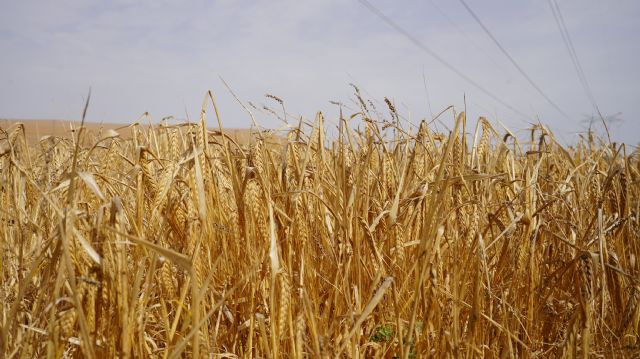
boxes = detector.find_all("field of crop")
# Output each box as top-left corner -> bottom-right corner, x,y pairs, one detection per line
0,118 -> 260,147
1,93 -> 639,358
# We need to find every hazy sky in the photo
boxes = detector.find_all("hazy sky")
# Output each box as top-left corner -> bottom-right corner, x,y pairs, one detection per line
1,0 -> 638,144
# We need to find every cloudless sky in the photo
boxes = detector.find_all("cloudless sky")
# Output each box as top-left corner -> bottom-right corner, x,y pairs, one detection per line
1,0 -> 638,144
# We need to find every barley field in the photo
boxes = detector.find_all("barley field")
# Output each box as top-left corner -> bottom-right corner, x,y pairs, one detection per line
1,93 -> 639,358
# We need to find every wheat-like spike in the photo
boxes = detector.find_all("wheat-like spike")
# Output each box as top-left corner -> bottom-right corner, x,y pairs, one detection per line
619,284 -> 640,335
284,143 -> 297,190
590,172 -> 602,206
188,221 -> 206,289
382,153 -> 395,195
169,127 -> 180,160
453,132 -> 462,174
8,123 -> 25,150
295,313 -> 305,358
413,145 -> 426,179
579,252 -> 594,302
424,263 -> 439,328
467,203 -> 480,243
477,118 -> 490,170
360,218 -> 382,271
160,260 -> 176,298
350,83 -> 368,113
84,285 -> 97,333
139,148 -> 158,195
244,178 -> 267,241
151,163 -> 175,216
393,222 -> 406,262
618,170 -> 628,214
319,335 -> 331,359
250,140 -> 266,178
211,148 -> 233,192
343,146 -> 355,187
558,308 -> 581,358
58,309 -> 77,339
278,271 -> 291,338
294,194 -> 309,247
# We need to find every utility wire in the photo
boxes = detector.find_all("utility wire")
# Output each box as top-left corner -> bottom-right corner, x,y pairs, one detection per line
356,0 -> 532,122
548,0 -> 603,119
427,0 -> 509,77
458,0 -> 570,120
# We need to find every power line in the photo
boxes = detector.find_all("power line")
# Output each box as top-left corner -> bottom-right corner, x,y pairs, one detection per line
427,0 -> 510,77
356,0 -> 532,122
548,0 -> 603,118
457,0 -> 570,120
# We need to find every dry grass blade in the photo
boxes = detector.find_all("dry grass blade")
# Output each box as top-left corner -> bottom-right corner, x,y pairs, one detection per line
337,277 -> 394,355
77,171 -> 105,200
106,226 -> 192,271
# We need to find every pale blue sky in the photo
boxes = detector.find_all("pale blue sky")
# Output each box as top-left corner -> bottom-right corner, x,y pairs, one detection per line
1,0 -> 638,144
